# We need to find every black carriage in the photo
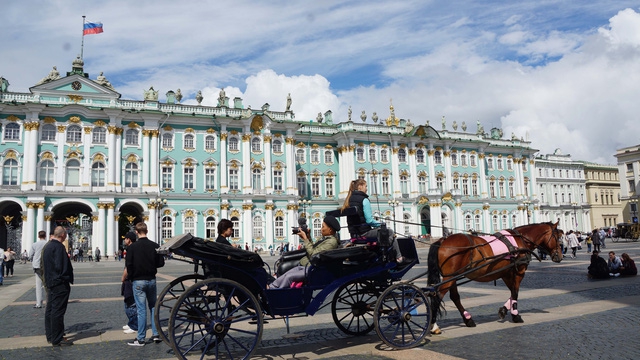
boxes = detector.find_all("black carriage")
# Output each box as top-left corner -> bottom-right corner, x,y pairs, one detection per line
612,223 -> 640,242
154,231 -> 430,359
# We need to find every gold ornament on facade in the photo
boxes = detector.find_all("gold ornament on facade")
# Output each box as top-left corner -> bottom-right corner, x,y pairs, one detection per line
418,196 -> 429,205
442,192 -> 453,201
43,116 -> 56,123
337,145 -> 347,154
220,133 -> 228,141
127,154 -> 137,163
6,115 -> 19,122
94,120 -> 106,126
45,215 -> 53,221
274,209 -> 284,217
325,144 -> 333,149
296,142 -> 306,149
311,143 -> 320,149
250,116 -> 264,132
220,203 -> 230,210
116,127 -> 125,135
230,130 -> 239,135
127,122 -> 139,129
482,204 -> 491,210
242,134 -> 251,142
285,137 -> 295,145
185,210 -> 195,217
443,151 -> 451,157
67,95 -> 83,103
92,216 -> 99,221
184,127 -> 195,133
408,148 -> 416,155
164,209 -> 172,216
206,209 -> 216,216
392,147 -> 399,154
84,126 -> 92,134
206,128 -> 216,134
5,150 -> 17,159
478,153 -> 485,159
348,145 -> 356,151
57,125 -> 66,133
286,204 -> 299,210
427,149 -> 435,156
242,204 -> 253,211
263,135 -> 272,143
229,161 -> 239,169
230,209 -> 241,217
163,125 -> 173,131
143,215 -> 149,221
264,204 -> 275,211
126,215 -> 136,223
27,202 -> 36,209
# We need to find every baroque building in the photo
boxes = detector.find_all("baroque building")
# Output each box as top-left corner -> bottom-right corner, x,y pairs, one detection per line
0,58 -> 538,255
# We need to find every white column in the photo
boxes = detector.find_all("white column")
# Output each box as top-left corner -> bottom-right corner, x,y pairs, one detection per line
285,137 -> 297,196
427,149 -> 436,190
455,203 -> 464,232
391,144 -> 401,198
443,149 -> 452,191
478,153 -> 487,198
44,214 -> 52,239
264,135 -> 272,194
287,204 -> 298,247
265,204 -> 274,249
430,203 -> 443,238
150,130 -> 159,188
115,129 -> 122,188
56,127 -> 66,187
22,204 -> 36,253
107,126 -> 117,190
338,144 -> 354,199
106,203 -> 115,258
148,204 -> 158,243
242,205 -> 252,249
220,133 -> 228,193
408,147 -> 418,197
82,126 -> 92,187
36,204 -> 45,234
142,130 -> 150,187
21,124 -> 31,190
242,134 -> 251,194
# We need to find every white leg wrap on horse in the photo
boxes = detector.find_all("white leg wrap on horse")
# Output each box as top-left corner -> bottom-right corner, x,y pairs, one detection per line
463,311 -> 471,320
503,298 -> 513,309
511,300 -> 518,315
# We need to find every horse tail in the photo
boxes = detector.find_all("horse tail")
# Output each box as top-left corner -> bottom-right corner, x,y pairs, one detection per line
427,239 -> 445,321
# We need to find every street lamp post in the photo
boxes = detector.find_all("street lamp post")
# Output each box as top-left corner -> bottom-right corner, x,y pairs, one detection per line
522,200 -> 531,225
630,198 -> 638,224
388,199 -> 400,232
300,199 -> 312,218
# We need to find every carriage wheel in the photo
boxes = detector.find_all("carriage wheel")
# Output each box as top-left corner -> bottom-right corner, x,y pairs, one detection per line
331,280 -> 380,336
168,278 -> 263,360
374,283 -> 431,349
154,273 -> 206,345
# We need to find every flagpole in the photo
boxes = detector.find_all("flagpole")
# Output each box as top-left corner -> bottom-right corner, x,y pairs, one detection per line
81,15 -> 86,60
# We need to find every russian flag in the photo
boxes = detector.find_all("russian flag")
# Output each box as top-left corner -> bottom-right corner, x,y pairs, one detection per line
83,22 -> 103,35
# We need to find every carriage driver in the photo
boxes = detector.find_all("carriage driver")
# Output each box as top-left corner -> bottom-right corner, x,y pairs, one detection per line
269,215 -> 341,288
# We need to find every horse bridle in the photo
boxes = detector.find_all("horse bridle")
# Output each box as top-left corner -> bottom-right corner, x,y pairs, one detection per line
517,223 -> 562,256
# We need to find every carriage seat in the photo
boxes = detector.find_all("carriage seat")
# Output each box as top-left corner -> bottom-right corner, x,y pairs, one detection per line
159,233 -> 264,267
325,207 -> 380,246
275,249 -> 307,276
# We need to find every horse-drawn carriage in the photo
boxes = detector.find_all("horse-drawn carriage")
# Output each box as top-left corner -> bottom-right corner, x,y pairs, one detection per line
612,223 -> 640,242
154,228 -> 429,359
153,221 -> 564,359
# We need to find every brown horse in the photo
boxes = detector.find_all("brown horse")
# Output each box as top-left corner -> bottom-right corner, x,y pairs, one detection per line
427,222 -> 563,333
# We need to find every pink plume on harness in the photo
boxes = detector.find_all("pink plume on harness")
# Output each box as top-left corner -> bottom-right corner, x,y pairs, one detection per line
480,230 -> 518,259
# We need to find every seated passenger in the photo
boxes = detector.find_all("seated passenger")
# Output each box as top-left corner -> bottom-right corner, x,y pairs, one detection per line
587,251 -> 609,279
216,219 -> 234,246
269,215 -> 340,288
341,179 -> 403,262
620,253 -> 637,276
608,251 -> 623,277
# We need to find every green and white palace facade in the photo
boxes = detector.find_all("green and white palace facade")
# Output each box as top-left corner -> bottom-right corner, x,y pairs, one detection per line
0,58 -> 539,255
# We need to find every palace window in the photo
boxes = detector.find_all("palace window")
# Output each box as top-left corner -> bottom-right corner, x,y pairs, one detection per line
251,137 -> 261,152
162,166 -> 173,189
451,153 -> 458,166
324,150 -> 333,164
66,125 -> 82,143
311,149 -> 320,163
93,127 -> 106,144
204,167 -> 215,191
434,151 -> 442,165
39,160 -> 55,186
184,216 -> 195,235
252,168 -> 262,192
124,129 -> 139,146
124,163 -> 139,188
311,177 -> 320,197
91,162 -> 106,187
253,215 -> 264,239
2,159 -> 19,185
3,123 -> 20,141
275,216 -> 284,237
162,133 -> 173,148
273,169 -> 283,191
380,149 -> 389,163
161,216 -> 173,241
65,159 -> 81,186
398,149 -> 407,163
205,216 -> 216,240
228,137 -> 239,151
356,148 -> 365,162
416,149 -> 425,163
325,177 -> 334,198
295,149 -> 305,163
183,166 -> 194,190
418,176 -> 427,194
229,168 -> 239,191
41,124 -> 57,141
297,175 -> 307,197
272,139 -> 282,153
183,134 -> 195,150
382,175 -> 390,195
205,135 -> 215,151
369,148 -> 376,162
231,217 -> 240,238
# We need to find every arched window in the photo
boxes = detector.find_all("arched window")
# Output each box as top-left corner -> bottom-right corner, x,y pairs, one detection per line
252,168 -> 262,191
313,218 -> 322,239
41,124 -> 57,141
2,159 -> 19,185
66,125 -> 82,143
295,149 -> 305,163
251,137 -> 261,152
204,135 -> 215,151
356,148 -> 365,161
162,133 -> 173,148
324,150 -> 333,164
228,137 -> 239,151
400,175 -> 409,196
229,168 -> 239,191
474,215 -> 482,231
161,215 -> 173,241
470,155 -> 477,167
492,215 -> 499,231
184,216 -> 195,235
465,214 -> 472,231
416,149 -> 425,163
253,215 -> 264,239
231,217 -> 240,238
461,154 -> 467,166
434,151 -> 442,164
93,127 -> 106,144
502,215 -> 508,229
124,163 -> 139,188
125,129 -> 139,146
398,149 -> 407,163
91,162 -> 106,186
451,153 -> 458,166
205,216 -> 216,240
183,134 -> 195,150
272,139 -> 282,153
418,176 -> 427,193
275,216 -> 284,238
369,149 -> 376,162
404,213 -> 411,235
65,159 -> 81,186
39,160 -> 55,186
311,149 -> 320,163
380,149 -> 389,163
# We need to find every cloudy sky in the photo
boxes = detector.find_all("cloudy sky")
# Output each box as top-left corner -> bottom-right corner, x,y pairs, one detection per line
2,1 -> 640,164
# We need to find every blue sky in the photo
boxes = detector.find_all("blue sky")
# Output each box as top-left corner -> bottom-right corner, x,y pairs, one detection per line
2,1 -> 640,164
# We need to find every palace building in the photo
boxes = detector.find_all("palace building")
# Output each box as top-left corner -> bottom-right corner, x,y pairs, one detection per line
0,57 -> 539,255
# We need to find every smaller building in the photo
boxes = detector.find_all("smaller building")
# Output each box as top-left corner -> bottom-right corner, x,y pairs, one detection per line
615,144 -> 640,224
583,162 -> 622,229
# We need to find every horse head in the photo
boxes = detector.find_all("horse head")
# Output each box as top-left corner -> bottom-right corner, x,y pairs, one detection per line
542,222 -> 564,263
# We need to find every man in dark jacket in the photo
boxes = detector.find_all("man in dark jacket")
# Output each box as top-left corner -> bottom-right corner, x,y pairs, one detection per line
43,226 -> 74,347
125,222 -> 164,346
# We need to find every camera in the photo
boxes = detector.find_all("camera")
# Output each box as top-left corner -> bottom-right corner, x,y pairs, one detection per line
292,217 -> 308,235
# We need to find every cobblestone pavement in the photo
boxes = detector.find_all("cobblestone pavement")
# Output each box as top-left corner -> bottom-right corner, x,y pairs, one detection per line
0,241 -> 638,360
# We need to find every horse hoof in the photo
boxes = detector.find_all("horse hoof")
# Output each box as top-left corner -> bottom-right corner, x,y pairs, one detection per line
512,314 -> 524,323
498,306 -> 508,320
430,328 -> 442,335
464,318 -> 476,327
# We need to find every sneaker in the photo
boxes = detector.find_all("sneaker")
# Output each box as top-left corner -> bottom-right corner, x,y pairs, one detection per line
609,273 -> 614,277
614,273 -> 620,277
34,305 -> 42,309
150,335 -> 162,344
128,339 -> 145,347
122,325 -> 130,330
123,329 -> 137,334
